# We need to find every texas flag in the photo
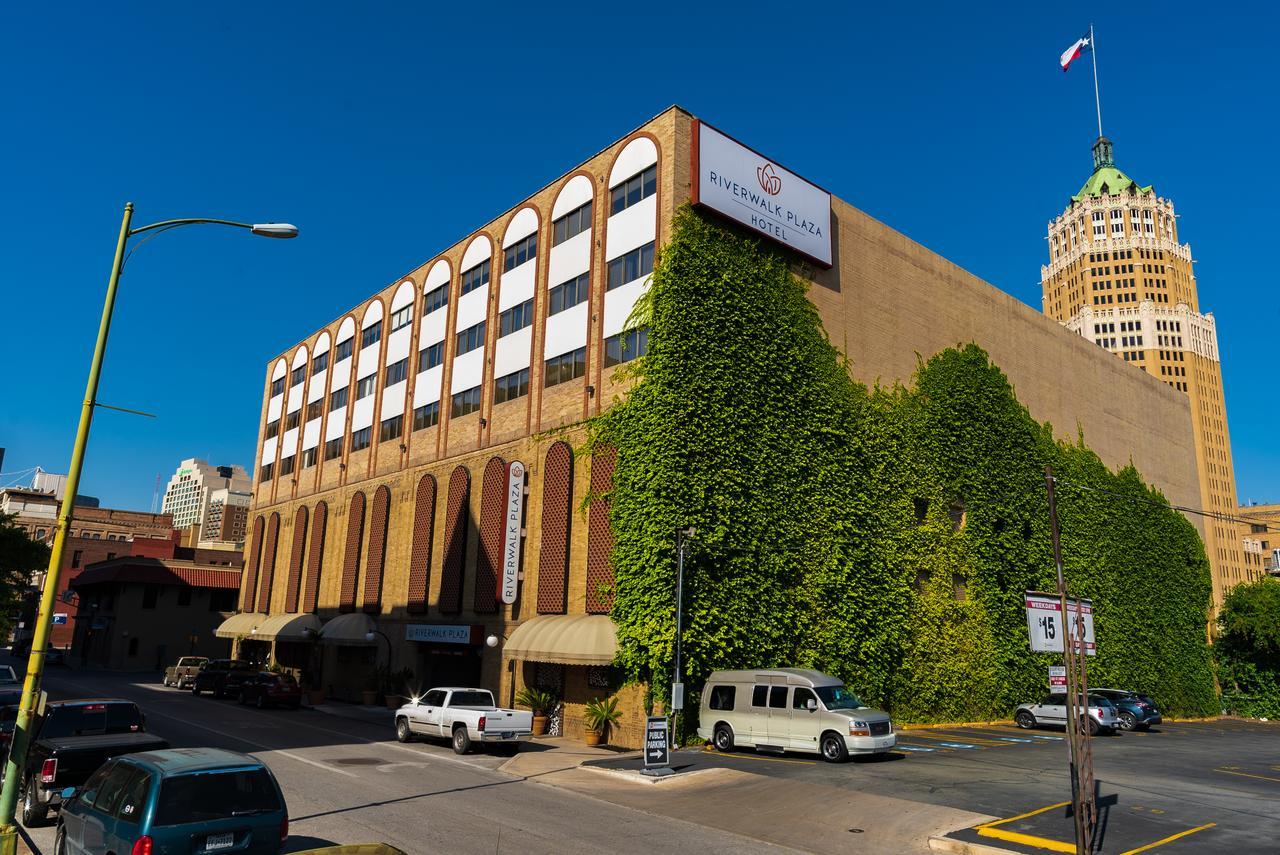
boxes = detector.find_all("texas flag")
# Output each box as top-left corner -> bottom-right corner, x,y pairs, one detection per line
1060,33 -> 1092,72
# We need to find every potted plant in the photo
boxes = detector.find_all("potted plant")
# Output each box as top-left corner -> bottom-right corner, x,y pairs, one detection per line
515,687 -> 556,735
361,668 -> 381,707
384,667 -> 414,710
582,695 -> 622,746
301,669 -> 325,706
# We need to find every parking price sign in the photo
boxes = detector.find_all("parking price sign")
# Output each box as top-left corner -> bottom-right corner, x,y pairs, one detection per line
644,716 -> 671,770
1025,591 -> 1096,655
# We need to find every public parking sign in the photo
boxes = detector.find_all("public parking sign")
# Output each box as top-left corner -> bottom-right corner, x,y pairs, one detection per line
643,716 -> 670,768
1025,592 -> 1096,655
1049,665 -> 1067,691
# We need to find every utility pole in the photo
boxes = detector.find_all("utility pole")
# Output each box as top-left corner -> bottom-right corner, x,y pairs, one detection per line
672,526 -> 695,747
1045,466 -> 1096,854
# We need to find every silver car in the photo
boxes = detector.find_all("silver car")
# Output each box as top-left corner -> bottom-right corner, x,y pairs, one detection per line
1015,693 -> 1118,735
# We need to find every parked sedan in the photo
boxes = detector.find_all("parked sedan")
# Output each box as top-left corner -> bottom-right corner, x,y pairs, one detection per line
55,747 -> 288,855
1015,693 -> 1119,735
191,659 -> 256,698
1091,688 -> 1162,731
238,672 -> 302,710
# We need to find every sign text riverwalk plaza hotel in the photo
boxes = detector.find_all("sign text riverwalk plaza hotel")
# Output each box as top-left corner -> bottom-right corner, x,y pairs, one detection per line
224,106 -> 1239,745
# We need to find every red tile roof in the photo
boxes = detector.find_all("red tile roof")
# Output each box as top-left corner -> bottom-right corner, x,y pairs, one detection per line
70,557 -> 242,590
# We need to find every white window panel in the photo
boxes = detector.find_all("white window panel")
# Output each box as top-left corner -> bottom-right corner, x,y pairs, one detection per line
493,327 -> 532,377
413,365 -> 443,406
450,348 -> 484,394
543,301 -> 588,360
261,436 -> 278,464
603,276 -> 650,339
282,427 -> 298,453
287,382 -> 305,413
421,309 -> 448,346
307,369 -> 328,404
379,382 -> 406,421
267,396 -> 284,421
386,325 -> 411,364
547,230 -> 591,286
324,409 -> 346,441
498,261 -> 536,312
605,194 -> 657,261
351,394 -> 374,431
455,285 -> 488,329
302,419 -> 320,451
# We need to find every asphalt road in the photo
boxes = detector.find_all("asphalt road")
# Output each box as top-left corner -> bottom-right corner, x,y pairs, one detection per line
18,665 -> 786,855
596,719 -> 1280,853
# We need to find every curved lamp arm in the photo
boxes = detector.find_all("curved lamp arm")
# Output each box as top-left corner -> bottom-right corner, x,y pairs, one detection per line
130,218 -> 298,238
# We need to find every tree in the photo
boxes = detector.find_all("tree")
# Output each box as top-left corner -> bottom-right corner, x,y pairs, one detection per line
1216,577 -> 1280,718
0,513 -> 50,640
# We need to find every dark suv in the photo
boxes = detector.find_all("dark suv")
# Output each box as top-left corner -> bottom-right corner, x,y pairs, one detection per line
1091,688 -> 1162,731
191,660 -> 255,699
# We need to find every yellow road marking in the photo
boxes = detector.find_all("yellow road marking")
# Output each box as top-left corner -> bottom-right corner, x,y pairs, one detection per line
974,801 -> 1075,854
1216,767 -> 1280,784
1119,823 -> 1216,854
898,730 -> 1009,746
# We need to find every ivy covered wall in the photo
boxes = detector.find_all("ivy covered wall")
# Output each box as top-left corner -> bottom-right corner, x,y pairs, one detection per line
586,207 -> 1217,723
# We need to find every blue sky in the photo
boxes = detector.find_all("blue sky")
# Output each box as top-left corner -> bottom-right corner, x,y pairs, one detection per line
2,3 -> 1277,511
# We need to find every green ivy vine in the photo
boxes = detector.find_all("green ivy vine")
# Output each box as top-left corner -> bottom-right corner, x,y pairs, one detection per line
585,206 -> 1217,724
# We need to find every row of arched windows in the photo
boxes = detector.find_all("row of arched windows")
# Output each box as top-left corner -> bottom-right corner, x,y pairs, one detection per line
240,440 -> 616,618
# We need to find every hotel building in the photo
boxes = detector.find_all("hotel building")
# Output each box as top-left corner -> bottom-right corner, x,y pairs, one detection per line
1041,137 -> 1251,607
230,107 -> 1206,745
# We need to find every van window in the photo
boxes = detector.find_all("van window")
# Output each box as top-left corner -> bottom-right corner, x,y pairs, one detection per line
793,687 -> 817,710
154,768 -> 281,826
768,686 -> 788,708
751,686 -> 768,707
708,686 -> 735,711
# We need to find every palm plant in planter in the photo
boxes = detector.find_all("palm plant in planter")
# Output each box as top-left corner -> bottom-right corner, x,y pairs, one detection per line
582,695 -> 622,746
515,687 -> 556,735
384,667 -> 415,710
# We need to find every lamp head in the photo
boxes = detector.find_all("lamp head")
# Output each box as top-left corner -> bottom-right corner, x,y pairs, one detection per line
485,634 -> 499,648
364,631 -> 375,642
251,223 -> 299,239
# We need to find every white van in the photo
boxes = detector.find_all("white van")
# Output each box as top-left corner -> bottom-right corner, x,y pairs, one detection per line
696,668 -> 895,762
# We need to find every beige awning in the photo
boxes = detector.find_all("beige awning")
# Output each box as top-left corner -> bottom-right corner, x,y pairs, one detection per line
318,612 -> 377,646
501,615 -> 617,666
253,612 -> 322,642
214,612 -> 267,639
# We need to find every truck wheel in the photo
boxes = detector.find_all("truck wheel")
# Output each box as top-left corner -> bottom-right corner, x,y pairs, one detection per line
820,732 -> 849,763
452,725 -> 472,755
714,725 -> 735,752
21,779 -> 48,827
396,718 -> 413,743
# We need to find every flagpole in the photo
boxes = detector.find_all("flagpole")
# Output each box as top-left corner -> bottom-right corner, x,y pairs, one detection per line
1090,23 -> 1103,137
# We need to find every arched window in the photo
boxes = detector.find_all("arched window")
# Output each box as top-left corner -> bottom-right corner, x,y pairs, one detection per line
585,446 -> 616,614
438,466 -> 471,614
363,485 -> 391,614
256,513 -> 281,614
302,502 -> 328,613
241,516 -> 265,612
407,475 -> 437,613
284,506 -> 309,614
474,457 -> 507,614
536,442 -> 574,614
339,492 -> 366,613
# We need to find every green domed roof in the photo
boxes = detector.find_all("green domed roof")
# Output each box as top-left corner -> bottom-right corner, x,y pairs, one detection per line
1071,137 -> 1153,202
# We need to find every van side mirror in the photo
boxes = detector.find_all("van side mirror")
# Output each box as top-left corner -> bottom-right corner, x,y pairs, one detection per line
806,699 -> 818,712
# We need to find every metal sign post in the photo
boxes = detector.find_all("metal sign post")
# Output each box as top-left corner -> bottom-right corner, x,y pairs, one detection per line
641,716 -> 674,777
1044,465 -> 1096,855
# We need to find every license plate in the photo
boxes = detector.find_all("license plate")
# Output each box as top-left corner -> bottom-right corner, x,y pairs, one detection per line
501,731 -> 514,739
205,832 -> 234,851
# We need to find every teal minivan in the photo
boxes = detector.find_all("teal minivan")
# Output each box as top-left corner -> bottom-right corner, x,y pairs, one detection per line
54,748 -> 288,855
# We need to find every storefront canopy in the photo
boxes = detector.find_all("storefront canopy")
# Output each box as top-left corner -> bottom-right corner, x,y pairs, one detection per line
318,612 -> 377,646
253,612 -> 322,642
214,613 -> 267,639
501,615 -> 617,666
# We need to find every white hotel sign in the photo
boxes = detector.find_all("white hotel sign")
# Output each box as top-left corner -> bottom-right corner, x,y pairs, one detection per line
692,120 -> 833,267
500,460 -> 527,605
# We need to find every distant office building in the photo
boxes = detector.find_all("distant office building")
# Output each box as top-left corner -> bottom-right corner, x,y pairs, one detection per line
161,458 -> 251,534
1041,136 -> 1248,605
0,487 -> 169,545
1239,502 -> 1280,578
29,468 -> 99,507
203,488 -> 251,543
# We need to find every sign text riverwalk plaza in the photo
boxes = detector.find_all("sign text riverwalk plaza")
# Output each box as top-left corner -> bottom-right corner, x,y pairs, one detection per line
232,106 -> 1207,748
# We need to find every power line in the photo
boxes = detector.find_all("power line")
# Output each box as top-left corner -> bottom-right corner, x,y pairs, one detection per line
1054,478 -> 1280,536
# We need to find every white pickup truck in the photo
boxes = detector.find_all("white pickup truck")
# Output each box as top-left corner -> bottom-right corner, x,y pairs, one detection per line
394,687 -> 533,755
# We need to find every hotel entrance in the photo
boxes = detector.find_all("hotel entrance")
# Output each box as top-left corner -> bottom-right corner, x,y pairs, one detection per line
407,623 -> 486,696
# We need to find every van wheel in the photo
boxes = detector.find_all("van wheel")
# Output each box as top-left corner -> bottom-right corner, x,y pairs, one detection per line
820,732 -> 848,763
54,823 -> 67,855
1015,710 -> 1036,729
396,718 -> 413,743
713,725 -> 735,752
452,725 -> 472,755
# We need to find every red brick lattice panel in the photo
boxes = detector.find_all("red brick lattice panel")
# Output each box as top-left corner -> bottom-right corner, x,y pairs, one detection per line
473,457 -> 507,614
241,516 -> 265,612
407,475 -> 437,613
256,513 -> 281,613
363,485 -> 391,614
302,502 -> 328,613
585,446 -> 616,614
438,466 -> 470,614
339,491 -> 366,613
536,441 -> 574,614
284,506 -> 309,613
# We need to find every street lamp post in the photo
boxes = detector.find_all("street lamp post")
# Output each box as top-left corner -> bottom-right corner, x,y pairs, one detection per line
0,203 -> 297,848
672,526 -> 695,746
365,629 -> 392,668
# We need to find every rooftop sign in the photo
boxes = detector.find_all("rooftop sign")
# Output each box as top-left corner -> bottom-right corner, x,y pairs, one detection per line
691,120 -> 833,267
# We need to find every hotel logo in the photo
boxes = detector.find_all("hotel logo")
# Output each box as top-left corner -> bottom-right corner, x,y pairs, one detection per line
757,163 -> 782,195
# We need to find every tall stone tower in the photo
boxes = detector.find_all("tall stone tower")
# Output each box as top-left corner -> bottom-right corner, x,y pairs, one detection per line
1041,137 -> 1252,610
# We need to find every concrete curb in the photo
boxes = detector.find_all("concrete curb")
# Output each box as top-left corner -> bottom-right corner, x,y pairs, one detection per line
928,835 -> 1020,855
579,764 -> 729,785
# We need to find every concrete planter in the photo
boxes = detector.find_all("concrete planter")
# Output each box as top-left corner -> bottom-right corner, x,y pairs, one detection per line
584,729 -> 605,746
532,714 -> 549,735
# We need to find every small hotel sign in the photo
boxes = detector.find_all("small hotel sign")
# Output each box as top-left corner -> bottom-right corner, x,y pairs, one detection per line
405,624 -> 476,645
500,461 -> 527,605
692,120 -> 833,267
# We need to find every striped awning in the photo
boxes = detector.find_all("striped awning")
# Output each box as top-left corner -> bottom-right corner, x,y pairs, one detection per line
317,612 -> 377,646
501,615 -> 617,666
253,612 -> 322,642
214,612 -> 267,639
